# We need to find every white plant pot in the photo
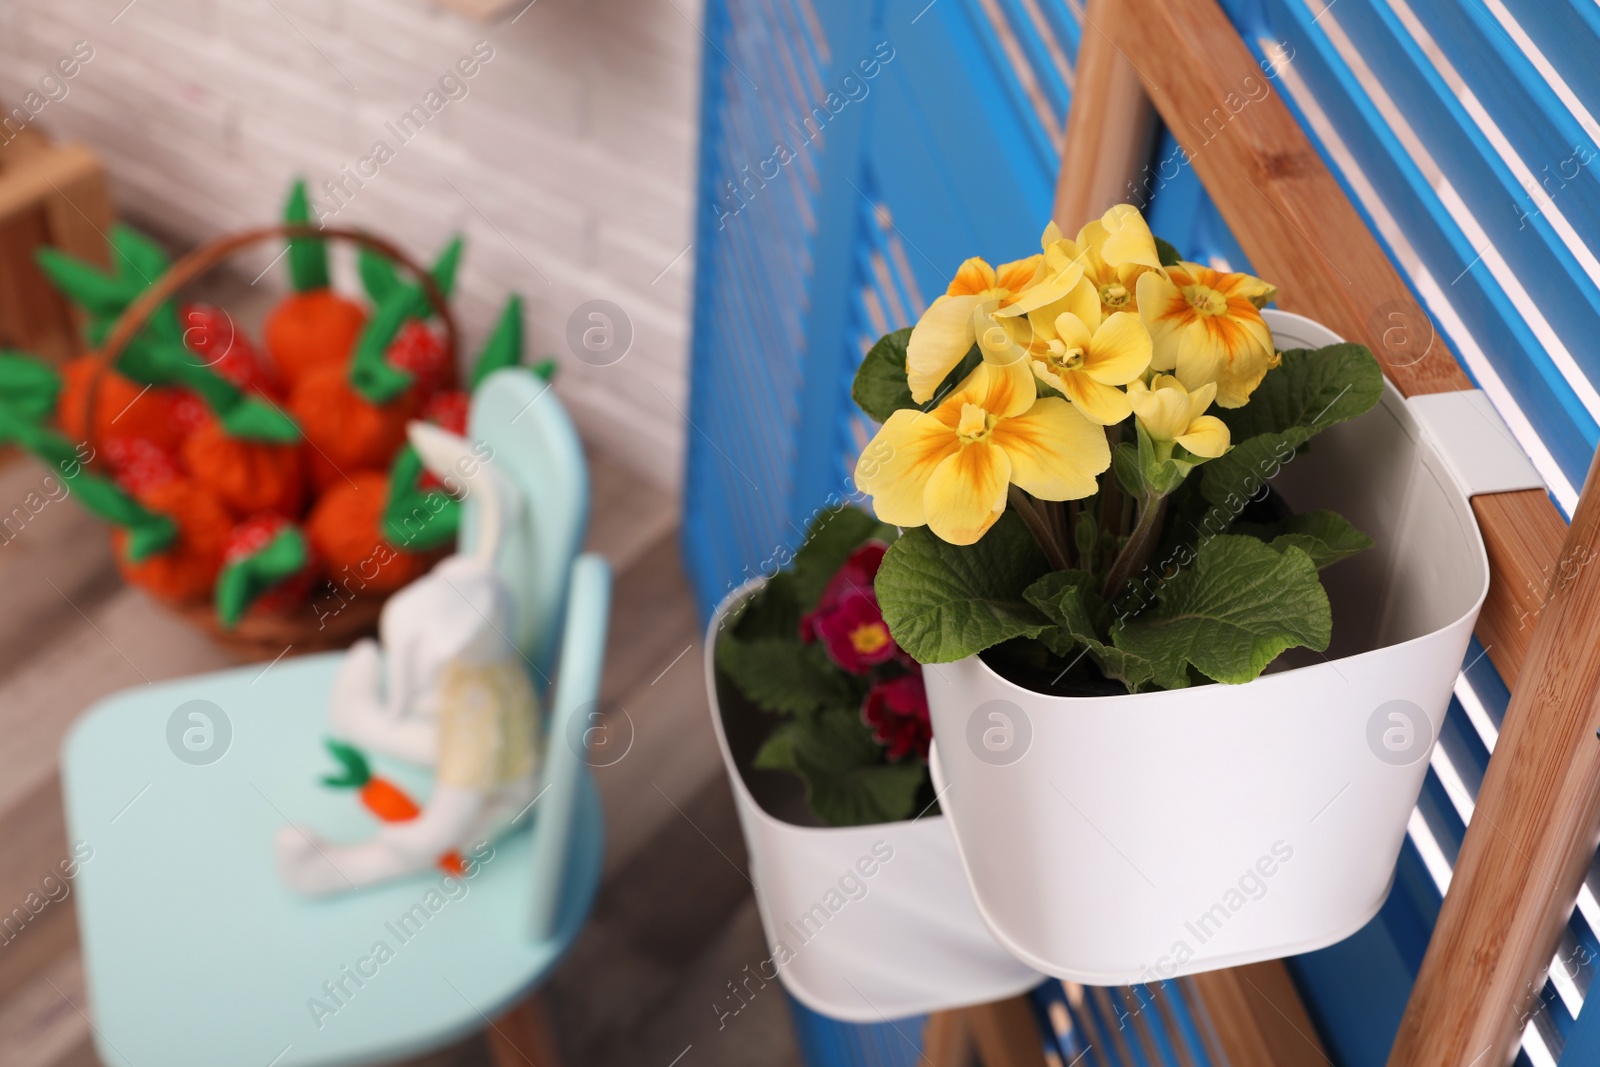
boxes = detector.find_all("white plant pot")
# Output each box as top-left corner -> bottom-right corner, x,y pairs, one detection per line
924,310 -> 1495,985
706,580 -> 1042,1022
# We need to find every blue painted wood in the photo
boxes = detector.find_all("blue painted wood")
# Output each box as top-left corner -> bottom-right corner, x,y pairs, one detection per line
60,370 -> 607,1066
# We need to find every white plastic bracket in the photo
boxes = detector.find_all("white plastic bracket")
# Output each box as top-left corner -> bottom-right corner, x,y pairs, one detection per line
1407,389 -> 1545,498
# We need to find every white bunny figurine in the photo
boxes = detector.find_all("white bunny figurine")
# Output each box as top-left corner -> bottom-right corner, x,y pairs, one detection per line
275,422 -> 541,895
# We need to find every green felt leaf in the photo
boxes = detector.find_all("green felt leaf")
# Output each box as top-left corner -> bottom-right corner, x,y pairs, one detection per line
219,397 -> 302,443
109,225 -> 170,286
383,445 -> 461,551
1218,344 -> 1383,444
469,295 -> 524,390
1025,569 -> 1160,690
34,248 -> 142,318
531,357 -> 557,381
1111,534 -> 1331,687
0,352 -> 61,421
215,526 -> 308,628
791,504 -> 895,609
754,708 -> 925,827
715,636 -> 859,715
359,245 -> 402,304
852,328 -> 916,424
349,237 -> 465,402
284,179 -> 331,292
1154,236 -> 1185,267
875,512 -> 1052,664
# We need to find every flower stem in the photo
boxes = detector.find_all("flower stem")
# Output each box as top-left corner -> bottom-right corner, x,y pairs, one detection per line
1009,487 -> 1071,572
1101,494 -> 1168,604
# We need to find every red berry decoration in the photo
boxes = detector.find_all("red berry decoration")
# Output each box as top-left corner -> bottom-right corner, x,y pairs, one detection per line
105,437 -> 182,497
421,389 -> 468,435
181,302 -> 280,397
388,320 -> 454,401
216,513 -> 319,626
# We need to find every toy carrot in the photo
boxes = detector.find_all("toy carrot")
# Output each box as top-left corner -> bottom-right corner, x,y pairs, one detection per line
307,471 -> 430,593
37,227 -> 299,443
320,739 -> 465,875
262,180 -> 368,390
112,477 -> 233,603
181,418 -> 305,517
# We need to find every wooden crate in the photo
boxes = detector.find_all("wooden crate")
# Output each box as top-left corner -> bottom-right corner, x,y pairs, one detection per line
0,127 -> 113,364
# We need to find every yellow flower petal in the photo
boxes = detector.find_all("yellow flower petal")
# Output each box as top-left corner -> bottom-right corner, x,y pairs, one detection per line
1051,310 -> 1094,354
854,409 -> 958,528
1176,415 -> 1230,458
1083,311 -> 1152,385
947,258 -> 997,296
1128,377 -> 1195,442
1099,204 -> 1164,271
924,442 -> 1011,545
997,247 -> 1086,317
1185,379 -> 1218,421
1136,270 -> 1186,372
1059,370 -> 1135,425
1061,276 -> 1103,332
993,255 -> 1042,293
907,293 -> 982,402
989,397 -> 1109,500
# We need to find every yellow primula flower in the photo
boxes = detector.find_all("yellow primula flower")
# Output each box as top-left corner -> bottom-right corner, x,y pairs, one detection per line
1026,280 -> 1152,425
906,225 -> 1085,403
1127,375 -> 1231,459
855,361 -> 1110,546
1074,203 -> 1166,319
1136,261 -> 1279,408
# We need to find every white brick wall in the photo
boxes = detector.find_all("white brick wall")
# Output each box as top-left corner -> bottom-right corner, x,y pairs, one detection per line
0,0 -> 703,492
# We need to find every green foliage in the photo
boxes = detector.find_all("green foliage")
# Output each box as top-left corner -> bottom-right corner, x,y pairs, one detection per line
1110,535 -> 1331,687
1025,570 -> 1161,690
284,178 -> 331,292
1217,344 -> 1383,443
753,708 -> 925,826
1241,509 -> 1375,570
851,328 -> 916,423
715,637 -> 859,716
874,513 -> 1053,663
715,503 -> 927,828
1153,236 -> 1185,267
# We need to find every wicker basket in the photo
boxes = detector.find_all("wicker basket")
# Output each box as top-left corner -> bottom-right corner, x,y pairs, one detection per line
85,225 -> 458,662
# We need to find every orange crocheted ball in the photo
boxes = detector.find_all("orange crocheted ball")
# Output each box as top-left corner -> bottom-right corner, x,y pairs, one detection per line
181,420 -> 306,518
288,364 -> 416,491
57,356 -> 184,454
263,289 -> 367,389
306,471 -> 429,594
112,478 -> 233,603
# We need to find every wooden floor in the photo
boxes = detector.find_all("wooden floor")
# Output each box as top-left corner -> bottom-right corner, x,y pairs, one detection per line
0,440 -> 805,1067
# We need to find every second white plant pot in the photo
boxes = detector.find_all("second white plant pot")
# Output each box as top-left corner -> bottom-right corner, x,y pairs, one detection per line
924,310 -> 1497,984
706,581 -> 1041,1023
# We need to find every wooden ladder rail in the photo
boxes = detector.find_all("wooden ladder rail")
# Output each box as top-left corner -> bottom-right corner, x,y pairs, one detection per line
1056,1 -> 1593,1064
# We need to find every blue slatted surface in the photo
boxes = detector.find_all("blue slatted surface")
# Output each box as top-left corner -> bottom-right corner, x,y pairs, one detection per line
687,0 -> 1600,1063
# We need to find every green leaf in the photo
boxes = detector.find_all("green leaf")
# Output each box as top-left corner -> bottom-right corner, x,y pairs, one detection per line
715,636 -> 859,715
756,709 -> 925,827
0,352 -> 61,421
359,245 -> 402,304
875,512 -> 1052,664
1218,343 -> 1383,444
1025,570 -> 1160,691
469,295 -> 524,390
284,179 -> 331,292
1111,535 -> 1331,686
109,225 -> 170,285
791,504 -> 895,609
852,328 -> 915,423
1235,509 -> 1374,570
383,445 -> 461,551
1199,432 -> 1299,510
1154,236 -> 1185,267
730,570 -> 802,642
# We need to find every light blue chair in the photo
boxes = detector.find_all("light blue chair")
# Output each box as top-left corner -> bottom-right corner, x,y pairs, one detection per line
61,369 -> 608,1067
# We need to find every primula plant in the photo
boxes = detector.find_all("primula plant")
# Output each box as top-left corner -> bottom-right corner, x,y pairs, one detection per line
716,507 -> 935,827
851,204 -> 1385,693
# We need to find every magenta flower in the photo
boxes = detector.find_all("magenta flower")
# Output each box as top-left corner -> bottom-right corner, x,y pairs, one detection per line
862,672 -> 932,762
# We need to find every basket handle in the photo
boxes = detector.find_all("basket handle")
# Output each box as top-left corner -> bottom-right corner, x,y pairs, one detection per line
87,224 -> 459,441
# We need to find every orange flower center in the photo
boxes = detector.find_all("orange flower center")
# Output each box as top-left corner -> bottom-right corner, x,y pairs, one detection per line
849,622 -> 891,655
956,403 -> 996,443
1099,282 -> 1130,309
1183,284 -> 1229,317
